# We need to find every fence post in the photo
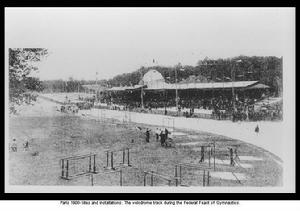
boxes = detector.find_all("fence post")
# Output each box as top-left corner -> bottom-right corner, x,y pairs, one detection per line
122,149 -> 125,164
90,174 -> 94,186
66,160 -> 69,179
234,147 -> 238,160
111,151 -> 114,169
179,166 -> 182,185
106,151 -> 109,168
93,154 -> 96,172
213,142 -> 216,171
150,171 -> 154,186
203,170 -> 206,187
120,170 -> 123,186
175,165 -> 178,186
207,171 -> 210,186
89,155 -> 92,172
208,147 -> 211,167
144,172 -> 147,186
200,146 -> 205,162
127,148 -> 130,166
229,148 -> 234,166
61,159 -> 64,178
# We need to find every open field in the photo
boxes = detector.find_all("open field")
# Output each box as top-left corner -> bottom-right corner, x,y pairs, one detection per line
8,97 -> 282,187
40,92 -> 284,159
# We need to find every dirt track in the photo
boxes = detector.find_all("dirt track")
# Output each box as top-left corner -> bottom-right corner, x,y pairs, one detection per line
8,97 -> 282,187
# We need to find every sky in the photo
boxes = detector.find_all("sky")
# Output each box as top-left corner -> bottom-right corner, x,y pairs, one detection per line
5,8 -> 294,80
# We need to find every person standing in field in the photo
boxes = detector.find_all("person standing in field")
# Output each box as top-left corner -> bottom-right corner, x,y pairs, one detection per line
155,128 -> 160,141
11,138 -> 17,152
145,129 -> 150,143
255,124 -> 259,135
165,128 -> 170,139
159,130 -> 166,146
23,140 -> 29,151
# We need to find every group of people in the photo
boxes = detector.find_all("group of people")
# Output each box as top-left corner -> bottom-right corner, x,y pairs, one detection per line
96,90 -> 282,122
10,138 -> 29,152
144,127 -> 172,147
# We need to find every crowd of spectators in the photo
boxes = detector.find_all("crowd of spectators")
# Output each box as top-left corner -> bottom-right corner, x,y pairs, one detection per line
94,90 -> 282,122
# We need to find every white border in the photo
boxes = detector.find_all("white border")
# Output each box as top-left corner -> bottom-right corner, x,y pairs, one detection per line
4,7 -> 295,193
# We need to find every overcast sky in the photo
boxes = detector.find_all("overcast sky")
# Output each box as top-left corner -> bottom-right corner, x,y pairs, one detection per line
5,8 -> 294,80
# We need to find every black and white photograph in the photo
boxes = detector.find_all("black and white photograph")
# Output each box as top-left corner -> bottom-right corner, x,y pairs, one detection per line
4,7 -> 295,193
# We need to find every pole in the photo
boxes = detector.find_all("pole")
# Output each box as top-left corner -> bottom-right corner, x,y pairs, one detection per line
179,166 -> 182,185
175,166 -> 178,186
120,170 -> 123,186
61,159 -> 64,178
127,148 -> 131,166
106,151 -> 109,168
96,72 -> 98,102
207,171 -> 210,186
213,141 -> 216,171
208,147 -> 211,167
175,66 -> 179,115
151,171 -> 154,186
89,155 -> 92,172
203,170 -> 206,186
90,174 -> 94,186
66,160 -> 69,179
111,151 -> 114,169
140,71 -> 144,109
144,172 -> 147,186
231,64 -> 236,112
93,154 -> 96,172
122,149 -> 125,164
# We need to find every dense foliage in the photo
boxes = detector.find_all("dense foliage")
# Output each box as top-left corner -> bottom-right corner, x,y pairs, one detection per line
41,55 -> 282,97
9,48 -> 48,113
107,56 -> 283,96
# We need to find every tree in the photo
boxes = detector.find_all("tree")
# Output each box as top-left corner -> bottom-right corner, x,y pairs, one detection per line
9,48 -> 48,114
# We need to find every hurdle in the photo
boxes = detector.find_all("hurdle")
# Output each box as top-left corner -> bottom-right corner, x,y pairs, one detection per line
198,144 -> 215,166
212,144 -> 240,167
60,153 -> 97,180
104,148 -> 132,170
174,163 -> 212,187
228,145 -> 240,166
143,171 -> 173,186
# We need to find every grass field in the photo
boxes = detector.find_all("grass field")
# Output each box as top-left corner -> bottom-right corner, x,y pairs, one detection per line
8,98 -> 282,187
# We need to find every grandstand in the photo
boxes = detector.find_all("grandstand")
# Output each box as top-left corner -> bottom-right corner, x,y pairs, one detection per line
89,69 -> 278,121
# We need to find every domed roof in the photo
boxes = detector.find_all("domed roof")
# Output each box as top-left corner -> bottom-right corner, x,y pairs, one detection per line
142,69 -> 165,85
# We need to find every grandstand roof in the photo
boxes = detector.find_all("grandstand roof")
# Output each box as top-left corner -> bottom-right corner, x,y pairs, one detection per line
106,69 -> 268,92
146,80 -> 260,90
142,69 -> 165,85
107,81 -> 263,91
109,84 -> 146,91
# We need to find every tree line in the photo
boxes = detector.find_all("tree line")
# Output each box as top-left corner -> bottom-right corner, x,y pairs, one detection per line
9,49 -> 283,114
41,55 -> 283,96
107,56 -> 283,96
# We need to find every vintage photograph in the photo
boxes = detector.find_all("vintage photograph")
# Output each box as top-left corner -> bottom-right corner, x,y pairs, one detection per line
5,8 -> 295,192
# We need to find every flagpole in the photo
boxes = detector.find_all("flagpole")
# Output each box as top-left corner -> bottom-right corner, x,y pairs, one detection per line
175,65 -> 178,115
140,69 -> 144,109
